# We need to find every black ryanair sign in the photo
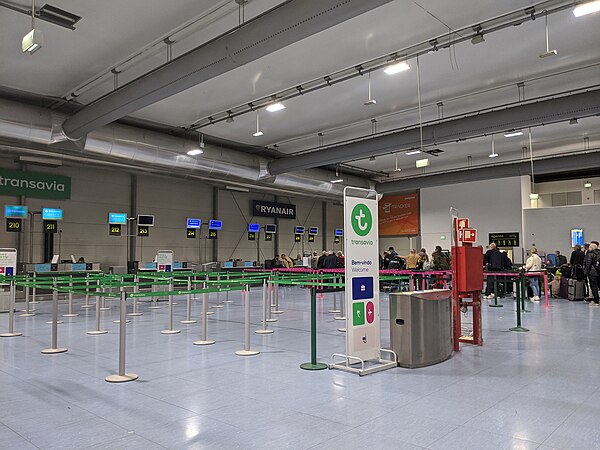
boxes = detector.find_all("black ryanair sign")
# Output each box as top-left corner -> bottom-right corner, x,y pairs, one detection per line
251,200 -> 296,219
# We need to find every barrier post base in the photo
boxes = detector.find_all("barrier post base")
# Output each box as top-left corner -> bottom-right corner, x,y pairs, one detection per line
338,327 -> 346,332
81,305 -> 94,309
193,340 -> 215,346
63,313 -> 79,317
160,329 -> 181,334
112,320 -> 130,324
334,316 -> 346,321
509,326 -> 529,332
255,329 -> 274,335
20,313 -> 35,317
180,320 -> 197,324
105,373 -> 138,383
87,330 -> 108,335
300,362 -> 328,371
41,348 -> 67,354
489,304 -> 503,308
0,332 -> 22,337
266,318 -> 278,323
128,312 -> 143,317
235,350 -> 259,356
46,320 -> 63,324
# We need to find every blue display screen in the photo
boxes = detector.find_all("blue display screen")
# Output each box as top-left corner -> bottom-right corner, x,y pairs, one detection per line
295,226 -> 305,234
42,208 -> 63,220
265,224 -> 277,233
209,220 -> 222,230
187,218 -> 201,229
108,212 -> 127,224
335,228 -> 343,236
309,227 -> 319,235
248,223 -> 260,232
4,205 -> 27,218
571,229 -> 584,247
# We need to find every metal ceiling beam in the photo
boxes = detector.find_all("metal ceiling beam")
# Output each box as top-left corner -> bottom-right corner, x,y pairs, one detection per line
60,0 -> 393,140
268,89 -> 600,175
375,151 -> 600,194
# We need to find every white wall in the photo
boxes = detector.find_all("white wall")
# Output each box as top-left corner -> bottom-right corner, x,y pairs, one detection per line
420,176 -> 526,263
524,204 -> 600,255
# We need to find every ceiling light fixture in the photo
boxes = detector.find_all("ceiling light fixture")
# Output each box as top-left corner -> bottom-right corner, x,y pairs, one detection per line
489,135 -> 498,158
266,102 -> 285,112
394,153 -> 401,172
363,71 -> 377,106
330,165 -> 343,183
504,130 -> 523,138
539,11 -> 558,58
253,111 -> 263,137
584,181 -> 592,189
569,118 -> 579,125
405,150 -> 421,156
529,193 -> 539,200
225,111 -> 234,123
187,133 -> 204,156
384,60 -> 410,75
416,158 -> 430,168
471,26 -> 485,44
528,129 -> 538,201
573,0 -> 600,17
369,156 -> 376,164
22,0 -> 43,54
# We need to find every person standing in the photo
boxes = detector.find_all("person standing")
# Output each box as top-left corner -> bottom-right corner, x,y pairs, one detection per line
584,243 -> 600,306
403,249 -> 420,270
483,243 -> 503,299
525,247 -> 542,302
281,253 -> 294,269
555,250 -> 567,267
323,250 -> 339,269
570,245 -> 585,266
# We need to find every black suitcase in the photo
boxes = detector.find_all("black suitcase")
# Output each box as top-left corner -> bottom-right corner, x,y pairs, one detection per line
559,276 -> 569,299
568,279 -> 585,301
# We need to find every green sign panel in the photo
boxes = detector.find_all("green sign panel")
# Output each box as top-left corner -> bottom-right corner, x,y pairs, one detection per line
0,169 -> 71,200
351,203 -> 372,237
352,302 -> 365,326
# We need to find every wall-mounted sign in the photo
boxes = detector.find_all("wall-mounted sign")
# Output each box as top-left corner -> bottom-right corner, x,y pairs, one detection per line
109,224 -> 122,236
187,228 -> 197,239
248,223 -> 260,232
187,218 -> 201,229
571,229 -> 583,247
378,192 -> 420,236
457,218 -> 470,230
0,169 -> 71,199
108,212 -> 127,224
43,220 -> 58,233
264,232 -> 273,241
265,224 -> 277,233
209,220 -> 222,230
308,227 -> 319,235
462,228 -> 477,244
42,208 -> 63,220
137,215 -> 154,226
137,225 -> 149,237
294,226 -> 305,234
308,235 -> 315,242
334,236 -> 341,244
248,232 -> 256,241
252,200 -> 296,219
6,218 -> 22,232
489,232 -> 520,248
335,228 -> 343,236
208,229 -> 218,239
4,205 -> 27,218
294,234 -> 301,242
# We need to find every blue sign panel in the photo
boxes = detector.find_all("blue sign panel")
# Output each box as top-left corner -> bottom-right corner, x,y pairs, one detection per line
351,276 -> 374,301
295,226 -> 305,234
42,208 -> 63,220
309,227 -> 319,235
4,205 -> 28,218
248,223 -> 260,232
209,220 -> 222,230
571,228 -> 584,247
335,228 -> 343,236
108,212 -> 127,224
187,218 -> 201,229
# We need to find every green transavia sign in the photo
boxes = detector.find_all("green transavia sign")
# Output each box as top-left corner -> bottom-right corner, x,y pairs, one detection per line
0,169 -> 71,200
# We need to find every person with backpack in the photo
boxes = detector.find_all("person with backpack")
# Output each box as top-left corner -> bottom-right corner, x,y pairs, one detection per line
583,242 -> 600,306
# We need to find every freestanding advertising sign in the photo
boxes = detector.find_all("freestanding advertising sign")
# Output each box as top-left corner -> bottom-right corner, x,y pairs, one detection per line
331,187 -> 397,376
0,248 -> 17,276
156,250 -> 173,273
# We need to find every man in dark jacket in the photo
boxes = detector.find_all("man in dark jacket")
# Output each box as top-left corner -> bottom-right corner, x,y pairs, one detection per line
483,243 -> 503,298
555,251 -> 568,267
570,245 -> 585,266
584,243 -> 600,306
316,251 -> 327,269
322,251 -> 339,269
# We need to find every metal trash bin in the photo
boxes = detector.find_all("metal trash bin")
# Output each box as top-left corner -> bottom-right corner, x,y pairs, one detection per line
389,289 -> 453,368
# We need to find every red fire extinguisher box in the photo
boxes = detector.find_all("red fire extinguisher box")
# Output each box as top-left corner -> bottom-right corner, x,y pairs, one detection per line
456,246 -> 484,292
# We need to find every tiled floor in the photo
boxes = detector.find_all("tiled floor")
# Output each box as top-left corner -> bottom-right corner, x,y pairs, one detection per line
1,287 -> 600,449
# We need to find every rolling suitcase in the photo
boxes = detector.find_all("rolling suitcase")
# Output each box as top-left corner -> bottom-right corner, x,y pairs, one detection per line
559,276 -> 569,299
568,278 -> 585,301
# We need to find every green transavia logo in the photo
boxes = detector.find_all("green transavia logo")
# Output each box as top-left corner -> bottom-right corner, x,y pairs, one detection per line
351,203 -> 372,237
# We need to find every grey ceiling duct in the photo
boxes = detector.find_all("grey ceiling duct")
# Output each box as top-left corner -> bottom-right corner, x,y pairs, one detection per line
60,0 -> 393,140
0,99 -> 369,197
268,88 -> 600,175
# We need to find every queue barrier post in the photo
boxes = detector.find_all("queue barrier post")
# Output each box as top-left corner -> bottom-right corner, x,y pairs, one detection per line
235,284 -> 259,356
20,283 -> 35,317
81,273 -> 93,309
128,275 -> 142,316
510,273 -> 529,332
212,273 -> 224,309
161,282 -> 181,334
490,275 -> 503,308
31,273 -> 38,304
106,289 -> 138,383
300,286 -> 328,370
335,276 -> 346,321
41,283 -> 67,353
87,281 -> 108,335
0,280 -> 22,337
223,272 -> 232,303
193,283 -> 215,346
272,281 -> 283,314
181,276 -> 197,324
255,279 -> 274,335
63,281 -> 78,317
266,279 -> 277,323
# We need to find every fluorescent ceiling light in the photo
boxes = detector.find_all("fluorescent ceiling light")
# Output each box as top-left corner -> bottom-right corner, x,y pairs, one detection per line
584,181 -> 592,188
504,131 -> 523,138
539,49 -> 558,58
266,102 -> 285,112
330,179 -> 344,184
187,149 -> 203,156
529,193 -> 539,200
226,185 -> 250,192
416,158 -> 430,168
22,29 -> 43,54
252,131 -> 264,137
574,0 -> 600,17
384,61 -> 410,75
405,150 -> 421,156
253,112 -> 263,137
